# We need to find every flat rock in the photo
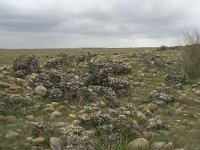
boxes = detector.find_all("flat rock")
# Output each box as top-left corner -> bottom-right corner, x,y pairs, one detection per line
9,85 -> 21,92
5,131 -> 19,139
16,78 -> 28,87
0,81 -> 10,88
33,137 -> 45,144
51,111 -> 62,118
152,142 -> 166,150
127,138 -> 150,150
143,103 -> 159,113
194,99 -> 200,104
69,114 -> 76,118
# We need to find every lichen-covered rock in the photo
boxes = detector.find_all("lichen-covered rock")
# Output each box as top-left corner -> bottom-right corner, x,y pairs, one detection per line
48,88 -> 64,100
0,91 -> 34,115
12,55 -> 39,78
80,112 -> 142,146
60,125 -> 94,150
88,62 -> 131,76
65,82 -> 94,104
147,117 -> 169,131
29,72 -> 63,88
106,78 -> 129,96
43,57 -> 69,69
112,115 -> 142,139
84,70 -> 109,86
80,111 -> 112,128
165,73 -> 189,87
149,90 -> 174,105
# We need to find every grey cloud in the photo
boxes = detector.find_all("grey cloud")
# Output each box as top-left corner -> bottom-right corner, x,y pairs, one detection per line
0,0 -> 200,48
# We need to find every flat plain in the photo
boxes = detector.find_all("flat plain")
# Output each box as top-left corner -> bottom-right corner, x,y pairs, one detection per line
0,48 -> 200,150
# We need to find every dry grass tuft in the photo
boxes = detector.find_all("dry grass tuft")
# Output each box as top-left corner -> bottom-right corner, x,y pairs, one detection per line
180,30 -> 200,78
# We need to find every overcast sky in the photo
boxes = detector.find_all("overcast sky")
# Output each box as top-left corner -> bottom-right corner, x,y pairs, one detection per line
0,0 -> 200,48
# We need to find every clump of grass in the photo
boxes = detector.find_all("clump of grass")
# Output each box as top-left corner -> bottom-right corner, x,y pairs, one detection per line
180,30 -> 200,78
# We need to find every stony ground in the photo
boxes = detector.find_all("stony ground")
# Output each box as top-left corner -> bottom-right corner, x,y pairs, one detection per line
0,48 -> 200,150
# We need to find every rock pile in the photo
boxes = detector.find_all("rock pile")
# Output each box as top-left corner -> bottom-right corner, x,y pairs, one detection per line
12,55 -> 39,78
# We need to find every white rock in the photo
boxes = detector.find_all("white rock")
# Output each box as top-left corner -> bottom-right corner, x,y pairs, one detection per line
69,114 -> 76,118
35,85 -> 47,96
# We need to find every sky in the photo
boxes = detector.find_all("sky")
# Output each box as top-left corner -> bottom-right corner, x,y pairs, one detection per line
0,0 -> 200,48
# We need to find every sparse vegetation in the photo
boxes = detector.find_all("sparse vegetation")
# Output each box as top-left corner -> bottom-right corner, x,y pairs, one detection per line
0,48 -> 200,150
180,30 -> 200,78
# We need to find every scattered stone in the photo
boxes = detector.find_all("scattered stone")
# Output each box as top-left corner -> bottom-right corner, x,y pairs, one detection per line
31,146 -> 37,150
9,85 -> 21,92
194,99 -> 200,104
194,90 -> 200,96
149,90 -> 174,104
26,115 -> 34,120
52,122 -> 66,127
16,78 -> 28,87
137,111 -> 147,121
147,117 -> 169,130
50,137 -> 64,150
72,120 -> 80,125
127,138 -> 150,150
35,85 -> 47,96
6,115 -> 17,122
164,73 -> 189,86
143,131 -> 159,138
44,107 -> 55,111
0,115 -> 16,122
69,114 -> 76,118
48,87 -> 64,100
0,81 -> 10,88
46,104 -> 55,107
51,111 -> 62,118
32,137 -> 45,144
5,131 -> 19,139
175,107 -> 183,115
179,94 -> 188,103
0,115 -> 6,122
143,103 -> 159,113
164,142 -> 174,150
152,142 -> 166,150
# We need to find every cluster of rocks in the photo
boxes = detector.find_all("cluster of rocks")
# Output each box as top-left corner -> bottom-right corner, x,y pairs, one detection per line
0,52 -> 188,150
80,111 -> 142,146
60,124 -> 94,150
0,91 -> 34,115
149,90 -> 174,105
43,53 -> 94,69
12,55 -> 39,78
165,72 -> 189,89
11,54 -> 131,107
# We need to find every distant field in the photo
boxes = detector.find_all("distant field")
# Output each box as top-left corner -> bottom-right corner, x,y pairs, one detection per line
0,48 -> 155,65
